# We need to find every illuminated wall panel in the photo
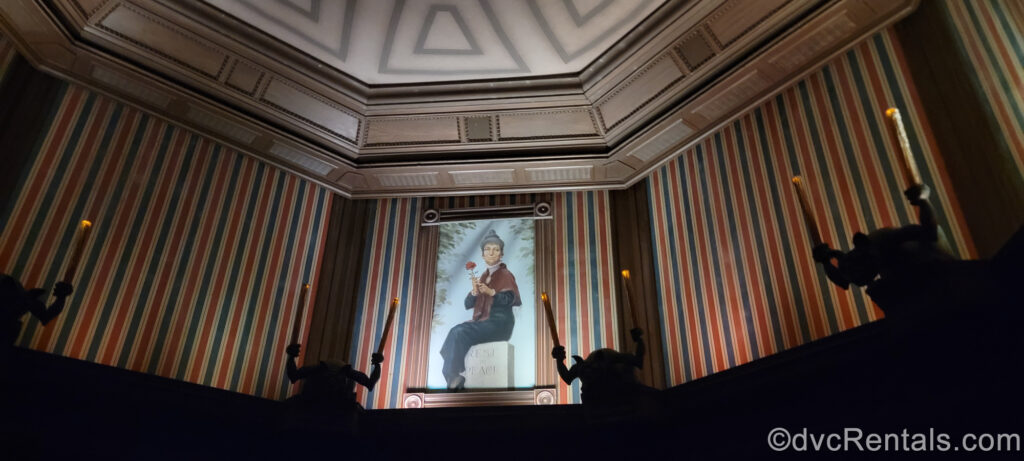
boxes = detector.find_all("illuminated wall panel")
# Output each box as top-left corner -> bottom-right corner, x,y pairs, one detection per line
348,192 -> 618,408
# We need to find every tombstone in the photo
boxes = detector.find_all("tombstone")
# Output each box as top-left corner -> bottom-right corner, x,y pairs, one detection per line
463,341 -> 514,388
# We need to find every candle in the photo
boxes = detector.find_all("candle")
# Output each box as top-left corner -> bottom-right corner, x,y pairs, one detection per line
620,270 -> 640,328
791,177 -> 823,247
885,108 -> 923,187
541,292 -> 560,348
376,297 -> 399,355
63,220 -> 93,283
290,283 -> 309,344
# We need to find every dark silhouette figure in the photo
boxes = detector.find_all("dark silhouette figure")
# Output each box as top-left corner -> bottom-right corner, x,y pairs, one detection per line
282,343 -> 383,432
812,184 -> 956,312
285,343 -> 382,408
552,328 -> 656,406
2,274 -> 73,346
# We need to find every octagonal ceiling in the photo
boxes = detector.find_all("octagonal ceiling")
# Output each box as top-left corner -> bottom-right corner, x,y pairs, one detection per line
1,0 -> 917,197
206,0 -> 666,85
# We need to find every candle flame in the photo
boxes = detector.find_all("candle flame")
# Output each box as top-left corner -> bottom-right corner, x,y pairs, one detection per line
792,176 -> 802,185
621,269 -> 631,280
302,283 -> 309,290
81,220 -> 92,228
391,297 -> 399,306
885,107 -> 897,117
541,292 -> 549,302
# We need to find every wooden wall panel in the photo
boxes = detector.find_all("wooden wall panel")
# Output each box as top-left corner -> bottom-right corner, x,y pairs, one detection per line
610,181 -> 666,389
96,3 -> 229,78
497,109 -> 598,140
260,77 -> 360,143
705,0 -> 790,47
224,59 -> 264,96
304,195 -> 373,379
596,56 -> 685,130
675,30 -> 716,71
365,116 -> 460,146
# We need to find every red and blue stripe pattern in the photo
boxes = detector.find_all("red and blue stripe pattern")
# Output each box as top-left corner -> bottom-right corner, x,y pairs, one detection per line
0,84 -> 332,400
549,191 -> 618,404
646,30 -> 973,387
349,197 -> 421,410
944,0 -> 1024,178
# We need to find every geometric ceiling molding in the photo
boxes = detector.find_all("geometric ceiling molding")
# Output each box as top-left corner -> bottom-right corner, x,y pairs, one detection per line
596,55 -> 685,131
232,0 -> 355,60
704,0 -> 789,48
376,171 -> 440,188
207,0 -> 665,84
380,0 -> 527,77
767,12 -> 857,72
72,0 -> 110,18
627,119 -> 694,162
528,0 -> 657,63
2,0 -> 919,198
496,109 -> 600,140
691,69 -> 770,120
450,169 -> 516,185
675,30 -> 717,71
269,141 -> 336,176
185,105 -> 259,144
278,0 -> 320,21
257,76 -> 361,145
90,65 -> 171,108
364,116 -> 462,147
526,166 -> 593,182
414,5 -> 482,55
565,0 -> 615,27
96,3 -> 230,79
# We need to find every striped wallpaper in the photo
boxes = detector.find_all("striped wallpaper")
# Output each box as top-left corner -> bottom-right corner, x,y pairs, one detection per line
348,192 -> 619,408
348,197 -> 421,410
944,0 -> 1024,179
548,191 -> 619,404
0,84 -> 332,400
646,30 -> 973,387
4,10 -> 1004,406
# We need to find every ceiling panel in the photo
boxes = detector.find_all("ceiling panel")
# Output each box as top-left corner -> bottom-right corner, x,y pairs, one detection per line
204,0 -> 666,84
0,0 -> 918,197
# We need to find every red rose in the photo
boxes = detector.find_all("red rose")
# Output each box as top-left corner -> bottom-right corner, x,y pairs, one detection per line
465,261 -> 476,270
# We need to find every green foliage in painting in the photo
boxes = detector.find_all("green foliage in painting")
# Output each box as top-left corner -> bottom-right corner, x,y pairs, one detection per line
509,219 -> 535,280
433,221 -> 477,329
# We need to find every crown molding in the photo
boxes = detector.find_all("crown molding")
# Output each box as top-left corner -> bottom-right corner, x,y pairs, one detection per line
1,0 -> 917,198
